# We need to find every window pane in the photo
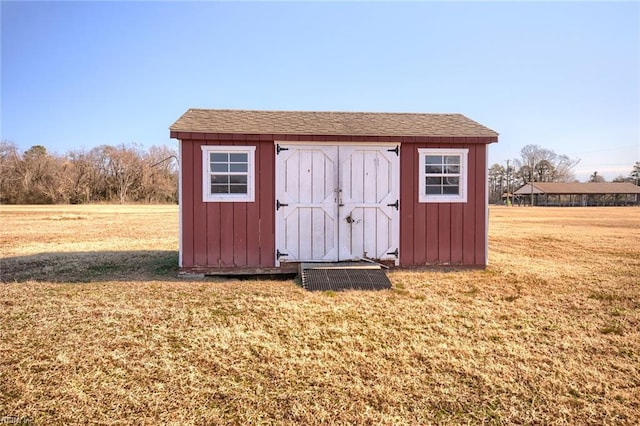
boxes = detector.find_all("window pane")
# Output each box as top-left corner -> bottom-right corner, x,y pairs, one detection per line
445,165 -> 460,174
211,163 -> 228,172
229,184 -> 248,194
426,185 -> 442,195
230,163 -> 248,173
426,177 -> 443,185
443,185 -> 460,195
425,155 -> 443,165
211,184 -> 230,194
445,155 -> 460,165
445,177 -> 460,186
211,175 -> 229,184
426,165 -> 443,174
229,175 -> 247,184
230,153 -> 248,162
211,153 -> 228,162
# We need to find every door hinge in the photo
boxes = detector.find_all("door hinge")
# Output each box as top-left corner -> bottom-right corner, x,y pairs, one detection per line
276,144 -> 289,155
276,249 -> 288,259
387,199 -> 399,210
387,145 -> 399,156
387,248 -> 399,258
276,199 -> 288,210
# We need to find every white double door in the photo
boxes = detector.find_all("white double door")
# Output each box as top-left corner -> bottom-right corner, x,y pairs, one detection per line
275,144 -> 400,265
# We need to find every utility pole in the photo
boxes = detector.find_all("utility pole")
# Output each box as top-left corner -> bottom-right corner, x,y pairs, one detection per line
506,160 -> 511,206
530,160 -> 535,207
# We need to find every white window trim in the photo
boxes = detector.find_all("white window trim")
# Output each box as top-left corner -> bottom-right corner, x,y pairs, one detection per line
201,145 -> 256,202
418,148 -> 468,203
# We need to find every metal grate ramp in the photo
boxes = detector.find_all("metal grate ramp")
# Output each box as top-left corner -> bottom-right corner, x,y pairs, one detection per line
300,262 -> 392,292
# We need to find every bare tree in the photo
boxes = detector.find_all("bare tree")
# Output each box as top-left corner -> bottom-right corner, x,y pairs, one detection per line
103,144 -> 145,203
488,163 -> 505,203
0,141 -> 22,203
18,145 -> 64,203
555,154 -> 580,183
514,144 -> 579,184
0,142 -> 177,204
141,145 -> 178,203
535,159 -> 556,182
66,149 -> 100,203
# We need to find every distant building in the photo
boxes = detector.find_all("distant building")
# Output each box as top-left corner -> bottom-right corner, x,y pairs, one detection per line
514,182 -> 640,206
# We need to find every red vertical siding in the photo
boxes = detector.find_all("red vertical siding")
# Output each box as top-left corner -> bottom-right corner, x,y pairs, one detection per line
180,133 -> 491,270
181,141 -> 194,267
192,142 -> 207,266
220,204 -> 234,266
412,143 -> 426,266
474,144 -> 487,264
206,202 -> 221,267
180,139 -> 276,269
400,146 -> 416,266
425,204 -> 439,263
400,140 -> 488,267
438,203 -> 451,263
450,203 -> 464,264
462,143 -> 478,265
233,203 -> 248,266
258,143 -> 275,266
246,141 -> 261,266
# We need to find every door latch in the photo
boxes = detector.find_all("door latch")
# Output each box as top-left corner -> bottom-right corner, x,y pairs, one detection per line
345,215 -> 361,224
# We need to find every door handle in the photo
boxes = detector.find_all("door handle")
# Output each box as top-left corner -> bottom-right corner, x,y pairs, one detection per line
346,215 -> 353,224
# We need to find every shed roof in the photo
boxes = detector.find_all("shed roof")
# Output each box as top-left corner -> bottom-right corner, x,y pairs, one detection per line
170,109 -> 499,138
514,182 -> 640,195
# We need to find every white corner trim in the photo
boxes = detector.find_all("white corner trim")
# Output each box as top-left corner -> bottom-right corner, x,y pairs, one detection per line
484,144 -> 489,266
178,141 -> 183,267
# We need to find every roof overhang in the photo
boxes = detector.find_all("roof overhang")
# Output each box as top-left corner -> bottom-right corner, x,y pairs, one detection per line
169,109 -> 499,141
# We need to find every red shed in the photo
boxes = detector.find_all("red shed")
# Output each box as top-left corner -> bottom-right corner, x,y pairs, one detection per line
170,109 -> 498,274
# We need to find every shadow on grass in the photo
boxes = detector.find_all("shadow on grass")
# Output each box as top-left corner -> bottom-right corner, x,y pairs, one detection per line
0,251 -> 180,283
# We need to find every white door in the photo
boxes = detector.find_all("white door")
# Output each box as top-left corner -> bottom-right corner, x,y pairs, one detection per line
338,145 -> 400,263
275,145 -> 339,264
275,144 -> 399,265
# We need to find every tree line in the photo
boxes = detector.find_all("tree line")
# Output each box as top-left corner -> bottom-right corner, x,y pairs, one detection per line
488,144 -> 640,204
0,141 -> 178,204
586,167 -> 640,184
3,140 -> 637,206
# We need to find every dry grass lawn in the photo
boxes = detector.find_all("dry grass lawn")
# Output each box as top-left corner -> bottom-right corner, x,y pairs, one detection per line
1,204 -> 638,424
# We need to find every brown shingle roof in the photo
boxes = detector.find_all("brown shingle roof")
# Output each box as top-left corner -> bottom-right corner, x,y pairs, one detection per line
514,182 -> 640,195
170,108 -> 499,138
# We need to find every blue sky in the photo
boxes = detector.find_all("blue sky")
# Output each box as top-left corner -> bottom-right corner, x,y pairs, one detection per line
2,1 -> 638,181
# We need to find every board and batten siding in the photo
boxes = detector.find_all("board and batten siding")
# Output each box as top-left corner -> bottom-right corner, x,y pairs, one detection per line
178,133 -> 491,270
400,139 -> 487,267
180,138 -> 275,269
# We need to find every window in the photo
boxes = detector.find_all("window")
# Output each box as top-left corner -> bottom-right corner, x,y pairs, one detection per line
418,148 -> 468,203
201,146 -> 256,202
